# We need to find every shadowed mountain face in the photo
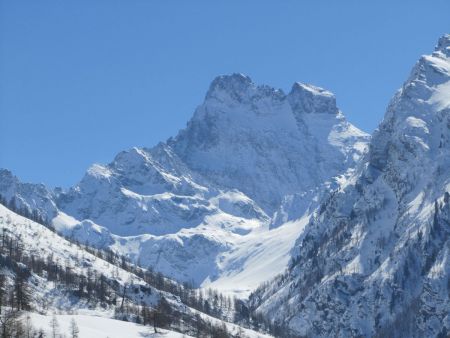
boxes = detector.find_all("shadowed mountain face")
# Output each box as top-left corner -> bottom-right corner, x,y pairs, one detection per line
250,34 -> 450,338
0,74 -> 368,294
170,74 -> 366,212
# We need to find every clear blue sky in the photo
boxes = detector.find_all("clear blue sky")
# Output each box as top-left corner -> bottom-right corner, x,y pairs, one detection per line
1,1 -> 449,188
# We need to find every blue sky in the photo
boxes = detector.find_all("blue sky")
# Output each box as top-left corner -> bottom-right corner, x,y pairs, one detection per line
1,1 -> 449,188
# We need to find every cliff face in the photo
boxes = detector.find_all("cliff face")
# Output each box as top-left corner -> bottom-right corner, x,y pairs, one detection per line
250,35 -> 450,337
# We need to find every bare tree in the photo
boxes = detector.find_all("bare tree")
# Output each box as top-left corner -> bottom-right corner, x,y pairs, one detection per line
69,318 -> 79,338
0,309 -> 22,338
50,315 -> 59,338
0,275 -> 5,315
24,314 -> 34,338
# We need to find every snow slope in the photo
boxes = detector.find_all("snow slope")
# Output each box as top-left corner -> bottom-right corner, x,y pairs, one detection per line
203,216 -> 310,296
28,312 -> 272,338
29,313 -> 194,338
0,203 -> 273,337
250,34 -> 450,338
0,74 -> 369,296
0,203 -> 159,312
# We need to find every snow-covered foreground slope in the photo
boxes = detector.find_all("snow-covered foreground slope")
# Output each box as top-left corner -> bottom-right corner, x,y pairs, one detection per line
28,312 -> 273,338
0,74 -> 368,296
250,34 -> 450,337
29,313 -> 194,338
0,203 -> 274,337
0,204 -> 147,305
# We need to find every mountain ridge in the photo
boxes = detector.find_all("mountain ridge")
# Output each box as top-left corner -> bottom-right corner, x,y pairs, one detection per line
0,74 -> 369,296
249,34 -> 450,338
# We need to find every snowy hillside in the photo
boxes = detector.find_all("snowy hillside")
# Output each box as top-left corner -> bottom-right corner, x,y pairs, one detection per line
0,75 -> 369,295
28,312 -> 274,338
249,34 -> 450,338
0,203 -> 273,337
28,313 -> 195,338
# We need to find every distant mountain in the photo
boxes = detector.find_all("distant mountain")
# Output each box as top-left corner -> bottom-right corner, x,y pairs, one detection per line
168,74 -> 367,212
0,74 -> 369,296
0,168 -> 57,220
249,34 -> 450,338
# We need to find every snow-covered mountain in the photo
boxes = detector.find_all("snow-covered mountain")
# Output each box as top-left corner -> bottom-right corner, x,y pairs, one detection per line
168,74 -> 367,212
249,34 -> 450,337
0,169 -> 57,221
0,74 -> 369,296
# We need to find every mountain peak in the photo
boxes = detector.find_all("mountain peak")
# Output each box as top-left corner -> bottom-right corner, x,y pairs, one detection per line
212,72 -> 251,85
288,82 -> 338,114
435,33 -> 450,56
205,73 -> 286,104
205,73 -> 253,99
0,168 -> 14,180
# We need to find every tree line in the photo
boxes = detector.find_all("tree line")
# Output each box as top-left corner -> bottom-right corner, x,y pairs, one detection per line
0,197 -> 278,337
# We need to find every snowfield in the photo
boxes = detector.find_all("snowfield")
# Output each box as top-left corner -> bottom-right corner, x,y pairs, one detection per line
28,313 -> 194,338
203,215 -> 310,296
28,312 -> 273,338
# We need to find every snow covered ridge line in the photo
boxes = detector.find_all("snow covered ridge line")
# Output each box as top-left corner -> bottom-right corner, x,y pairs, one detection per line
0,204 -> 275,337
249,34 -> 450,337
0,70 -> 369,295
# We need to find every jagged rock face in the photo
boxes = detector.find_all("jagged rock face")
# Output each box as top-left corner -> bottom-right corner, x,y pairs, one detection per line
250,35 -> 450,338
288,82 -> 338,116
170,73 -> 368,212
57,146 -> 216,237
0,169 -> 58,220
370,34 -> 450,200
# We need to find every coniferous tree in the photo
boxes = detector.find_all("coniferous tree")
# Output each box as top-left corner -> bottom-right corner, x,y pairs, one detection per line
0,275 -> 5,314
13,270 -> 31,311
